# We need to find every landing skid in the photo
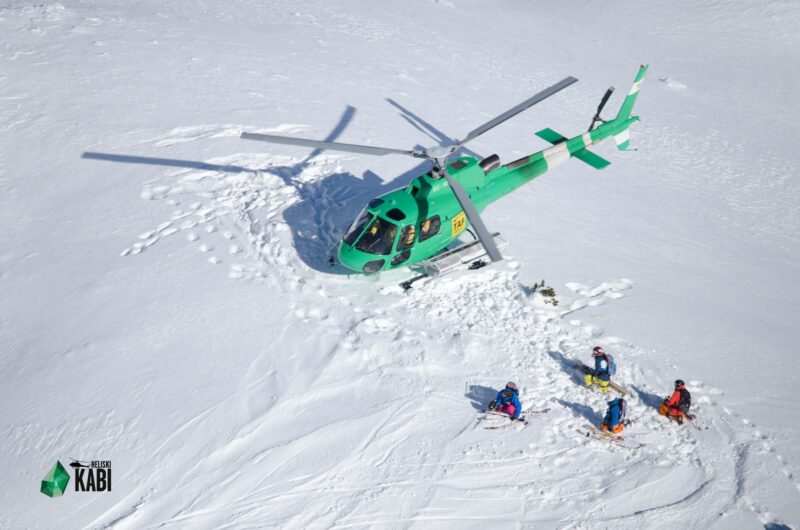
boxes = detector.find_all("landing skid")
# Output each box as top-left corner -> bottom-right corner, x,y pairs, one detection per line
400,233 -> 507,290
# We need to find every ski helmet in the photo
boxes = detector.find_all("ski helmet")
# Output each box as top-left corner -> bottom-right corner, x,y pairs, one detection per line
592,346 -> 605,357
675,379 -> 685,388
505,381 -> 518,392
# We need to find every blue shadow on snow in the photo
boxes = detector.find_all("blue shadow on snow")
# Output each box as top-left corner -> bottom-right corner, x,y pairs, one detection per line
630,384 -> 666,411
546,350 -> 587,388
465,384 -> 497,411
556,398 -> 603,425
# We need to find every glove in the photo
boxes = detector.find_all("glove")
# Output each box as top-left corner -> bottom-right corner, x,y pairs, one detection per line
487,400 -> 497,411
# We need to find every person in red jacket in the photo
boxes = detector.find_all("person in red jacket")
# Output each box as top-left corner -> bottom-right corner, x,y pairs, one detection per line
660,379 -> 692,424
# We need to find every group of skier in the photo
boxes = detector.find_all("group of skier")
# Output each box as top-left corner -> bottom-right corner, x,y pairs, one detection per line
488,345 -> 693,435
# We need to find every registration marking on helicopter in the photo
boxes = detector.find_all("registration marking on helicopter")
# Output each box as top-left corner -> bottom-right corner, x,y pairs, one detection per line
452,211 -> 467,237
429,180 -> 446,193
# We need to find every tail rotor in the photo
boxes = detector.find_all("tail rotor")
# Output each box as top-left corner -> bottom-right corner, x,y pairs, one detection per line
588,86 -> 615,131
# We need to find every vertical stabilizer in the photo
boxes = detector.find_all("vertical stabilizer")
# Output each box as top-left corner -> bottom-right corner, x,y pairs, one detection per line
616,64 -> 649,122
612,64 -> 649,150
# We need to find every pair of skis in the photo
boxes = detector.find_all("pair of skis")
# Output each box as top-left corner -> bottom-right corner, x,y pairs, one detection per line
479,408 -> 550,429
576,423 -> 646,449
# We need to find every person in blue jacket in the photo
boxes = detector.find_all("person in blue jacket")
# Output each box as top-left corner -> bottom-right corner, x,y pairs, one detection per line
488,382 -> 522,420
601,398 -> 627,434
585,346 -> 611,393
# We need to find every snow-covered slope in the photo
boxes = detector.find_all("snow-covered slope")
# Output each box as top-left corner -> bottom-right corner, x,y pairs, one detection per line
2,1 -> 799,528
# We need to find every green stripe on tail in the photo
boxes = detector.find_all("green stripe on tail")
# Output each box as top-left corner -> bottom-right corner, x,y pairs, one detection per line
612,64 -> 649,150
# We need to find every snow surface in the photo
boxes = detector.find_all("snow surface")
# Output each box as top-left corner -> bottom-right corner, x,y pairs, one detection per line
2,0 -> 799,528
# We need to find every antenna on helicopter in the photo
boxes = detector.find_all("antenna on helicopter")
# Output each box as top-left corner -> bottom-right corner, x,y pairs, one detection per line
589,86 -> 615,131
241,76 -> 578,264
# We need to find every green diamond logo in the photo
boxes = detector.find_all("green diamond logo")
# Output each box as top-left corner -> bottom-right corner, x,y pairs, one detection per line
41,460 -> 70,497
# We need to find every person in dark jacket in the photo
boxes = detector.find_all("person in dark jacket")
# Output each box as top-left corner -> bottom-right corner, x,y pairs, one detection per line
488,381 -> 522,420
660,379 -> 691,424
601,398 -> 627,434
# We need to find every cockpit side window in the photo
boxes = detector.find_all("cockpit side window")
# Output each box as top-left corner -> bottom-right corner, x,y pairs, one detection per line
397,225 -> 416,251
343,209 -> 372,245
419,215 -> 441,242
355,217 -> 398,255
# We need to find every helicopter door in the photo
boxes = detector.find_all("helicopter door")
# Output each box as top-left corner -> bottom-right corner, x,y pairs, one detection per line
419,215 -> 441,242
397,225 -> 416,251
392,225 -> 416,266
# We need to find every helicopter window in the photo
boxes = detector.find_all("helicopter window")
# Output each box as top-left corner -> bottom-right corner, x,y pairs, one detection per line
419,215 -> 440,242
386,208 -> 406,221
368,198 -> 385,209
355,217 -> 398,255
391,250 -> 411,266
448,160 -> 468,170
343,210 -> 372,246
397,225 -> 416,251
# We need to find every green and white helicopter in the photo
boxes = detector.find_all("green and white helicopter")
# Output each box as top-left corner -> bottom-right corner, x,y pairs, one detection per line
242,65 -> 648,282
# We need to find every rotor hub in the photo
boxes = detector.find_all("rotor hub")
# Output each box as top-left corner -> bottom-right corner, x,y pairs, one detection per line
425,145 -> 452,159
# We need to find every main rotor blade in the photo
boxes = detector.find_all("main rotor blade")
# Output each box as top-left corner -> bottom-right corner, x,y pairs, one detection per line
241,132 -> 423,158
458,76 -> 578,147
441,168 -> 503,262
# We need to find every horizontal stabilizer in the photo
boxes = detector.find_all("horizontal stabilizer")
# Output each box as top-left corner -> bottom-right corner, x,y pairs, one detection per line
535,127 -> 567,144
573,148 -> 611,169
536,128 -> 611,169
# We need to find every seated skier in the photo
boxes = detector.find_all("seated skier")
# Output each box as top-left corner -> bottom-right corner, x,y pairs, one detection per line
584,346 -> 612,393
487,381 -> 522,421
601,397 -> 628,434
660,379 -> 692,424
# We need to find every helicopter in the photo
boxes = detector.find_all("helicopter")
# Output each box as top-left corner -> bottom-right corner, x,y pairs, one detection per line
241,65 -> 649,275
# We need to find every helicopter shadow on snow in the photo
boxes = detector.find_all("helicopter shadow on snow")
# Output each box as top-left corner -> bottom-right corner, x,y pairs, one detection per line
81,145 -> 391,275
83,101 -> 481,275
465,384 -> 497,411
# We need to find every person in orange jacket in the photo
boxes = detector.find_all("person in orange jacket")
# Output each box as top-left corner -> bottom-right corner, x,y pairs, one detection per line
660,379 -> 692,424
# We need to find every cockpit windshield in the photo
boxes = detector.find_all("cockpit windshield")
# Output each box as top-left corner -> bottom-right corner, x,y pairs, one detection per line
355,217 -> 398,255
343,209 -> 372,246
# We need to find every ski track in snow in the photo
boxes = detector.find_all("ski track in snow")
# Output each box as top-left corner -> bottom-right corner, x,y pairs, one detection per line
88,131 -> 800,528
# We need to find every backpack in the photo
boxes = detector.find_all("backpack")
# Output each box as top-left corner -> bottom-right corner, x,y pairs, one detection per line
607,398 -> 626,424
678,388 -> 691,412
606,354 -> 617,377
617,398 -> 627,420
